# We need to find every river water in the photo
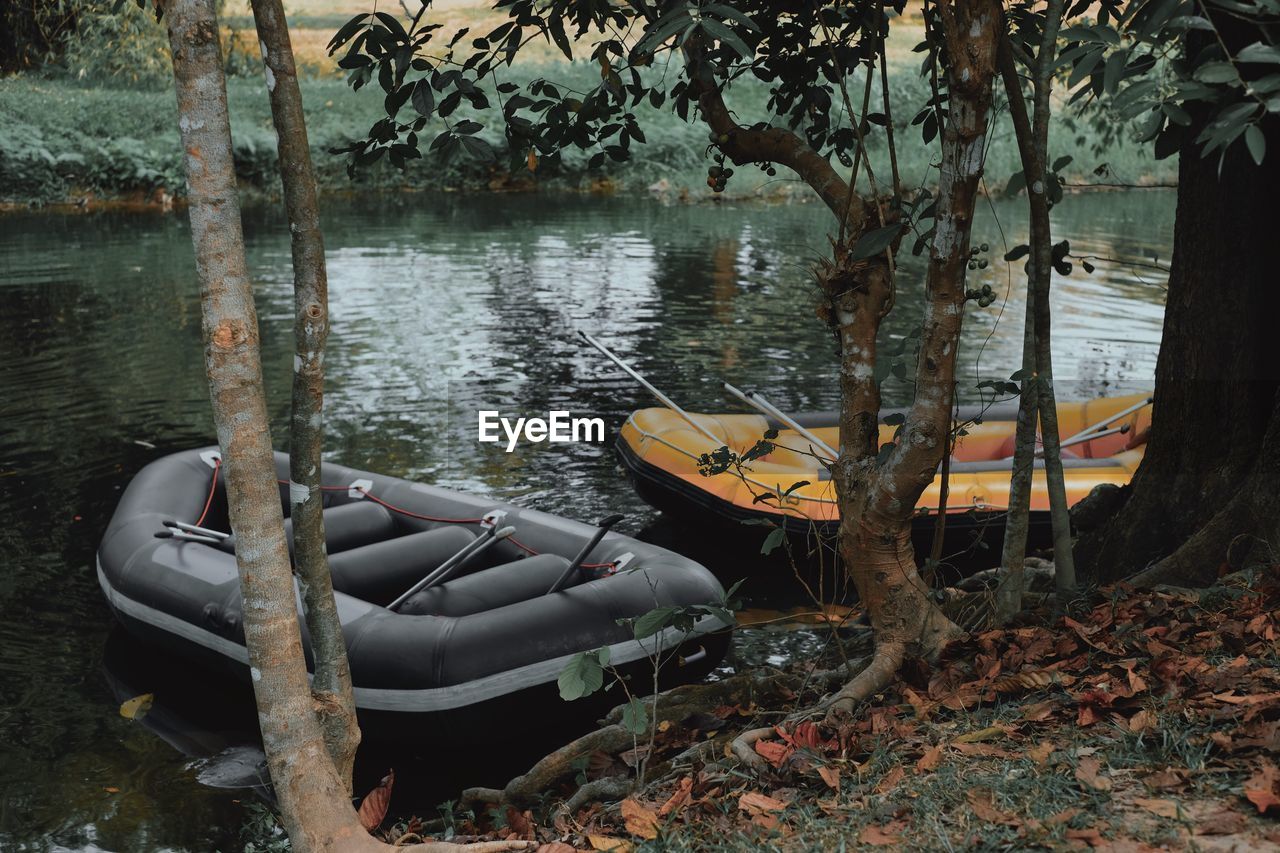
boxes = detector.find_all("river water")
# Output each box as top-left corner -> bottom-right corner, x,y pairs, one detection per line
0,190 -> 1171,850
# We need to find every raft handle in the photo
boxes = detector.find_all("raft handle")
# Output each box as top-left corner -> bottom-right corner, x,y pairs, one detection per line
155,528 -> 223,545
164,519 -> 230,540
678,646 -> 707,666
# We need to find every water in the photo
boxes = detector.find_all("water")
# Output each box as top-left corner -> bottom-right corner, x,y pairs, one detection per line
0,190 -> 1171,850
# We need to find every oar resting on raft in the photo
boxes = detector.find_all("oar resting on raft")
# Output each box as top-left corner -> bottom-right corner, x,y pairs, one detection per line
387,525 -> 515,612
1000,395 -> 1153,460
721,381 -> 838,462
578,331 -> 723,446
578,330 -> 837,463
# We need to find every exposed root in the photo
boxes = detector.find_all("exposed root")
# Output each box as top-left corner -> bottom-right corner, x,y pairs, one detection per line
729,727 -> 776,773
462,725 -> 635,809
824,641 -> 905,719
560,776 -> 635,815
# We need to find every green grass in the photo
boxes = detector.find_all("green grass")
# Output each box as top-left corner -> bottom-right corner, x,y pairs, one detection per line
0,58 -> 1175,206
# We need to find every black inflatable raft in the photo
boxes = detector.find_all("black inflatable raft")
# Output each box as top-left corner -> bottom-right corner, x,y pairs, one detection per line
98,448 -> 732,742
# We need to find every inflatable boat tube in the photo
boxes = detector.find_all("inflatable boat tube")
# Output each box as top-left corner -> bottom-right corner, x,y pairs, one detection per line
98,448 -> 733,743
616,392 -> 1152,538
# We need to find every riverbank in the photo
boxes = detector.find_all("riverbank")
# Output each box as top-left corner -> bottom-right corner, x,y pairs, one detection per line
0,65 -> 1175,210
359,576 -> 1280,851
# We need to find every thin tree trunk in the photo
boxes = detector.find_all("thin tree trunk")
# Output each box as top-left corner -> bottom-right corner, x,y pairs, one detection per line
1025,0 -> 1076,604
995,4 -> 1075,615
250,0 -> 360,788
993,38 -> 1039,623
165,2 -> 525,850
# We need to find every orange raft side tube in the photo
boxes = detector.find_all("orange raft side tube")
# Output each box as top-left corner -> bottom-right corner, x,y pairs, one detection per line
616,393 -> 1152,528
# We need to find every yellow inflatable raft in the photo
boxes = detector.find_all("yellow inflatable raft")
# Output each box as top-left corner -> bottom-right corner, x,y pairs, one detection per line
616,393 -> 1152,534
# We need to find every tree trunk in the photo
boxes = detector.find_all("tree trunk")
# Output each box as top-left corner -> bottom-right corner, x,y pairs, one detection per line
826,0 -> 1000,714
1075,118 -> 1280,586
165,3 -> 526,850
250,0 -> 360,789
994,2 -> 1077,613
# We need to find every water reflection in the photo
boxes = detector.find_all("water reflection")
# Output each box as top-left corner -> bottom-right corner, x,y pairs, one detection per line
0,190 -> 1171,850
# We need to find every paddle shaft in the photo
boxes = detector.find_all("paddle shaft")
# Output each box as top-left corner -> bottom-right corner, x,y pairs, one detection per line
1060,396 -> 1152,446
579,331 -> 722,446
388,526 -> 513,611
722,382 -> 838,461
548,514 -> 624,594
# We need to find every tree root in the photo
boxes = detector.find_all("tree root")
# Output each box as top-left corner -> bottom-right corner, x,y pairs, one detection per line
560,777 -> 635,815
825,642 -> 903,718
729,727 -> 777,773
462,725 -> 636,810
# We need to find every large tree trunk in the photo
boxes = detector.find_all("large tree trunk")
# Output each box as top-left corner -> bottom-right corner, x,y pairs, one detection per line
165,2 -> 525,850
1075,115 -> 1280,587
250,0 -> 360,788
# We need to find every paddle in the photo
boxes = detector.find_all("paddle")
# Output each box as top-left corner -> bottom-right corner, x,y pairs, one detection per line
547,514 -> 625,595
388,525 -> 515,611
578,331 -> 723,446
722,381 -> 839,461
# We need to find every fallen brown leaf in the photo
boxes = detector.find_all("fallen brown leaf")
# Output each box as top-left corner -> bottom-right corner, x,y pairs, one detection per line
859,822 -> 904,846
587,835 -> 633,853
967,788 -> 1017,825
754,738 -> 792,768
506,806 -> 534,840
954,725 -> 1005,744
1027,741 -> 1056,765
1132,798 -> 1180,819
874,764 -> 905,794
357,769 -> 394,832
1075,756 -> 1112,792
917,744 -> 943,772
1128,708 -> 1156,732
738,791 -> 787,815
1243,762 -> 1280,814
817,765 -> 840,791
1065,826 -> 1105,845
620,798 -> 660,840
1022,699 -> 1058,721
535,843 -> 576,853
1141,768 -> 1186,791
657,776 -> 693,818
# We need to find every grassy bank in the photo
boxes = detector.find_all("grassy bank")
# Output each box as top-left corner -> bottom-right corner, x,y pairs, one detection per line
0,56 -> 1174,208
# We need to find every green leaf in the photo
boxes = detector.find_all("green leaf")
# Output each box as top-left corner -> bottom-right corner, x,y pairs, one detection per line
634,7 -> 692,56
621,698 -> 649,734
849,223 -> 902,261
1102,50 -> 1127,95
1237,42 -> 1280,65
558,651 -> 604,701
633,606 -> 679,640
702,3 -> 761,31
411,81 -> 435,116
1051,155 -> 1074,172
547,17 -> 573,61
1194,62 -> 1239,84
698,19 -> 752,59
1245,124 -> 1266,164
761,527 -> 785,555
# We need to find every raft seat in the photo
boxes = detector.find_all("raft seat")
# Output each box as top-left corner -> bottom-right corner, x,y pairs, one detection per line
328,525 -> 477,607
284,500 -> 399,555
397,553 -> 576,617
